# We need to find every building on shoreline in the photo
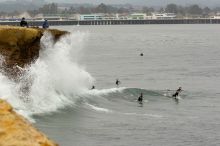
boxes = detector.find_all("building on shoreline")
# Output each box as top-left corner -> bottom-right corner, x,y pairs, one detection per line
129,13 -> 147,20
1,12 -> 220,22
80,14 -> 104,20
152,13 -> 176,19
211,13 -> 220,19
78,13 -> 176,20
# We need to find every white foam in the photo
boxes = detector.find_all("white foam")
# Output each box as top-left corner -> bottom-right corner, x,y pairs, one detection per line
0,31 -> 94,118
85,87 -> 126,96
175,96 -> 182,100
123,112 -> 163,118
85,103 -> 112,113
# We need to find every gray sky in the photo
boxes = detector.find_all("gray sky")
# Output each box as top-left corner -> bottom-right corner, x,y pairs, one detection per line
1,0 -> 220,7
48,0 -> 220,6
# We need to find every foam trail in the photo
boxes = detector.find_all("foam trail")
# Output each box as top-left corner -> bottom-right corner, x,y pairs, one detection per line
85,103 -> 112,113
0,31 -> 94,118
122,113 -> 163,118
85,87 -> 126,96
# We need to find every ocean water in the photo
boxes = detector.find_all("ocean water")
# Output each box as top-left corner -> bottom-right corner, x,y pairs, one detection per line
1,24 -> 220,146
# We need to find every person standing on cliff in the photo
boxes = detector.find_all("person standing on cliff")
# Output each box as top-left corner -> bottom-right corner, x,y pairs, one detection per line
42,19 -> 49,29
20,17 -> 28,27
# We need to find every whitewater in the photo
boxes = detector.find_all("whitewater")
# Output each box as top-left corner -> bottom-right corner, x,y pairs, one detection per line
0,30 -> 139,121
0,31 -> 96,118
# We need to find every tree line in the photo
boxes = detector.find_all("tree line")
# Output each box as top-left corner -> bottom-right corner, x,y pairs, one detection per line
1,3 -> 220,18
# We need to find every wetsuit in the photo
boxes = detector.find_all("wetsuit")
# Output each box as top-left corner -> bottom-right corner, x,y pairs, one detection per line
138,95 -> 143,103
116,80 -> 120,86
172,88 -> 181,97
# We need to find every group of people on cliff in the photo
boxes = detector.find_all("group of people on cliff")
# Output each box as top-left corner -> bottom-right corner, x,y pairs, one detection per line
20,17 -> 49,29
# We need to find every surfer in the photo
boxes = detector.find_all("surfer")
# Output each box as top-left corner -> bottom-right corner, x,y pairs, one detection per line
172,87 -> 182,98
138,93 -> 143,104
116,79 -> 121,87
91,85 -> 95,90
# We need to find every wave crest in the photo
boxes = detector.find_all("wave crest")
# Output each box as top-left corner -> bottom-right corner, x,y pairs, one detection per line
0,31 -> 94,118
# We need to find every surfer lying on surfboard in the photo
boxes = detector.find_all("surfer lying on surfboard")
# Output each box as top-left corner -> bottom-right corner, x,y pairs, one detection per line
172,87 -> 182,98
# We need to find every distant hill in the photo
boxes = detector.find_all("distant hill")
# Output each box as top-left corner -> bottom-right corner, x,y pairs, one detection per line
46,0 -> 220,7
1,0 -> 220,13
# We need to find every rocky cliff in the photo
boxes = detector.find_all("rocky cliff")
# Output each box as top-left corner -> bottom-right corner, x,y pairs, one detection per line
0,26 -> 67,146
0,25 -> 67,78
0,99 -> 58,146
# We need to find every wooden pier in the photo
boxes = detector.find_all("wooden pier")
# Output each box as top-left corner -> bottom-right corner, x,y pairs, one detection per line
1,19 -> 220,26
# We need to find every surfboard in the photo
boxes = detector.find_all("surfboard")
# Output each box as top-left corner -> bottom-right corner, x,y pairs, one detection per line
164,93 -> 181,100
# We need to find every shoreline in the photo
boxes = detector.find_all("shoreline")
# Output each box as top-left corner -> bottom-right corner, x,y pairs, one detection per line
0,18 -> 220,26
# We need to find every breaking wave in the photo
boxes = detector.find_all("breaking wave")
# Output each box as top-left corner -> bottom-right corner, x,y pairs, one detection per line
0,31 -> 94,118
0,31 -> 179,121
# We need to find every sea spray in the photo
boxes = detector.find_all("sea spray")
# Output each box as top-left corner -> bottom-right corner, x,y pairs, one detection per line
0,31 -> 94,117
0,55 -> 22,109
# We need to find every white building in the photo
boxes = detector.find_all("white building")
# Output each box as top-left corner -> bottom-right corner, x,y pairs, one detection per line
80,14 -> 104,20
212,13 -> 220,19
102,14 -> 117,20
152,13 -> 176,19
129,13 -> 147,20
115,13 -> 129,20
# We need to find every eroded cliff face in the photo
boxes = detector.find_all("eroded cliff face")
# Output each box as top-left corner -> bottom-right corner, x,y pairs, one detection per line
0,26 -> 66,146
0,26 -> 67,78
0,99 -> 58,146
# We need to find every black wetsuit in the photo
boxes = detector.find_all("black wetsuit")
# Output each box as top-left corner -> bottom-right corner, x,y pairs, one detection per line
138,95 -> 143,103
172,89 -> 181,97
116,80 -> 120,86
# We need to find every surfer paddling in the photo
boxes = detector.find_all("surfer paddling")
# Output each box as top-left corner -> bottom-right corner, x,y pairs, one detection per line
91,85 -> 95,90
172,87 -> 182,98
116,79 -> 121,87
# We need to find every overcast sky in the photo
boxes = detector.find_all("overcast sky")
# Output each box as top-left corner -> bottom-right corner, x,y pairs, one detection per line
1,0 -> 220,7
48,0 -> 220,6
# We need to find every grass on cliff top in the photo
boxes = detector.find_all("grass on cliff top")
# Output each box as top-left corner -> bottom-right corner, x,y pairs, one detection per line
0,25 -> 67,47
0,26 -> 41,47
